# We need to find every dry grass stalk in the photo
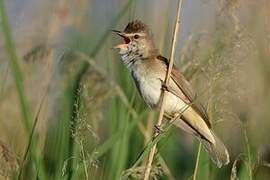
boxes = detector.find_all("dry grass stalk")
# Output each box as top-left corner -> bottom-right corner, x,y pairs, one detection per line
192,142 -> 202,180
143,0 -> 183,179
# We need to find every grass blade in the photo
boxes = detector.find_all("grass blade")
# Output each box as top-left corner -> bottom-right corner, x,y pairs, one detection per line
0,1 -> 47,179
0,0 -> 31,131
43,60 -> 88,179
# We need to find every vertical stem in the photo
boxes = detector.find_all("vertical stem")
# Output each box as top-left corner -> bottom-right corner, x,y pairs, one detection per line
0,0 -> 31,131
80,140 -> 89,180
0,1 -> 47,179
192,142 -> 202,180
243,125 -> 252,180
17,91 -> 48,180
143,0 -> 183,180
144,112 -> 154,147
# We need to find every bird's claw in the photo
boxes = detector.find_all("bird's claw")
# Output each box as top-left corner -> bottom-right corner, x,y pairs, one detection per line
159,78 -> 169,92
154,125 -> 164,134
161,84 -> 169,92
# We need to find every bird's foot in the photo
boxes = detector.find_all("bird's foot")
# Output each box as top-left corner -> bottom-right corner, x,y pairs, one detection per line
154,125 -> 164,135
161,84 -> 169,92
159,78 -> 169,92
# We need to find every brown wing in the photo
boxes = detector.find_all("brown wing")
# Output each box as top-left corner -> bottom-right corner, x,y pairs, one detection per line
156,55 -> 211,127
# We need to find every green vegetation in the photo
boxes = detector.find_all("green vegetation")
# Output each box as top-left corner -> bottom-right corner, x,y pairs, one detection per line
0,0 -> 270,179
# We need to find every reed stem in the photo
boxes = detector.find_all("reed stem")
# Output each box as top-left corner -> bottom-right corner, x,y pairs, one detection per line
143,0 -> 183,179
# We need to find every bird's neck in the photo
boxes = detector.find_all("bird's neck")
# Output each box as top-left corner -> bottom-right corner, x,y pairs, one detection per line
121,47 -> 158,70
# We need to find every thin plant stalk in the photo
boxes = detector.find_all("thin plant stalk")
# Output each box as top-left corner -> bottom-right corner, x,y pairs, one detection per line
0,1 -> 47,179
143,0 -> 183,179
243,125 -> 253,180
17,90 -> 48,179
192,142 -> 202,180
79,140 -> 89,180
0,0 -> 31,131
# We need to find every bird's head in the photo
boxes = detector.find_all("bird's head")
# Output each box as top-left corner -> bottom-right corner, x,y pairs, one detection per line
113,20 -> 156,65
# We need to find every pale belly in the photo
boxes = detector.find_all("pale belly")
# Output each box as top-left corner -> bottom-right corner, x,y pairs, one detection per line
134,75 -> 214,142
129,61 -> 214,143
132,70 -> 187,115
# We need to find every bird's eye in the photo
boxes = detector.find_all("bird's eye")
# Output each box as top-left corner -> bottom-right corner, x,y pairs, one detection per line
134,34 -> 139,39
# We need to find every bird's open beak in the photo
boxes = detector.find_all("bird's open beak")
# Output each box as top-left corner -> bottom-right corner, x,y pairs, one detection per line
112,30 -> 130,49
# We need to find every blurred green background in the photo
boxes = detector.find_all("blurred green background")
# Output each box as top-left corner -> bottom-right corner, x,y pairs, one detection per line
0,0 -> 270,179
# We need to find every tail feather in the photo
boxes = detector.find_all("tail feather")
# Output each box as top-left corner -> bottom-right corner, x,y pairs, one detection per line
173,118 -> 230,167
201,131 -> 230,168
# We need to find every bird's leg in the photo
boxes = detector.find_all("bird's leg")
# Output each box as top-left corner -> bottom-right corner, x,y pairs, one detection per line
159,78 -> 179,98
159,78 -> 169,92
154,78 -> 169,110
153,79 -> 180,135
154,113 -> 181,135
153,115 -> 171,135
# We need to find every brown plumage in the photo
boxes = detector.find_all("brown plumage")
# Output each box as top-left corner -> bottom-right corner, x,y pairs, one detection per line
156,55 -> 211,127
114,19 -> 229,167
124,20 -> 149,33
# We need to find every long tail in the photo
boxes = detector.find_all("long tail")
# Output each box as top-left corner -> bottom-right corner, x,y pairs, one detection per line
173,117 -> 230,167
201,131 -> 230,168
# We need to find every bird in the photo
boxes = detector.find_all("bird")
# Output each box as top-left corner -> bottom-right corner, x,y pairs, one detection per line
113,20 -> 229,168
